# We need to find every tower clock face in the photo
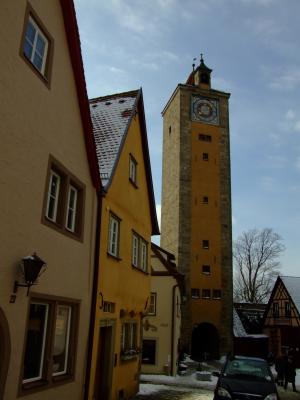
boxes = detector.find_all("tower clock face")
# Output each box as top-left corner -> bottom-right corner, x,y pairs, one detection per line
191,96 -> 219,125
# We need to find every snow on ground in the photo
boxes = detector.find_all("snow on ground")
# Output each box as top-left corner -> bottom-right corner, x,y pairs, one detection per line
139,362 -> 300,396
140,371 -> 218,391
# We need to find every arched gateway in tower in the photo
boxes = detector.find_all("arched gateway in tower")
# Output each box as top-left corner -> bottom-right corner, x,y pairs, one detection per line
160,56 -> 233,358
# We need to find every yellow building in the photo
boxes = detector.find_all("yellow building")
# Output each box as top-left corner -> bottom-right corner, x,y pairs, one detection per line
160,57 -> 233,359
141,243 -> 183,376
87,89 -> 159,400
0,1 -> 101,399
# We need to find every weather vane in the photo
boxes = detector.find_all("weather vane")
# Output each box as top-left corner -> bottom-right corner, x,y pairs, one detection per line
192,57 -> 197,71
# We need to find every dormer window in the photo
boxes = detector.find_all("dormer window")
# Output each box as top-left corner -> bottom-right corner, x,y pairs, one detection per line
129,154 -> 137,186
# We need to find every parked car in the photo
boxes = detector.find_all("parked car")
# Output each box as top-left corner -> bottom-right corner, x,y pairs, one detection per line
213,355 -> 279,400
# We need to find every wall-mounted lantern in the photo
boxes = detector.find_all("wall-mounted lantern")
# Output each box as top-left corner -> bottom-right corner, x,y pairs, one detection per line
14,253 -> 47,296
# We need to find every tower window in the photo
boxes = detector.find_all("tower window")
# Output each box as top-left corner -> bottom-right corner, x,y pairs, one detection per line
202,289 -> 211,299
199,134 -> 212,142
212,290 -> 221,299
200,73 -> 210,84
203,153 -> 209,161
191,289 -> 200,298
169,126 -> 172,134
202,240 -> 209,249
203,196 -> 208,204
202,265 -> 211,275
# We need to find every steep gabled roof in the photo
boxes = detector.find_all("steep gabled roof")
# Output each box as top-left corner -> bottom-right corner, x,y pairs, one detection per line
60,0 -> 101,192
233,308 -> 247,338
90,89 -> 159,235
262,275 -> 300,325
281,276 -> 300,313
89,90 -> 138,187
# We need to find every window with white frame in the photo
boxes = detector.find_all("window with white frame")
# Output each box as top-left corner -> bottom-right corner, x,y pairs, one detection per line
120,322 -> 138,357
22,298 -> 78,392
66,185 -> 78,232
43,157 -> 85,240
132,233 -> 139,267
46,170 -> 61,222
52,305 -> 72,376
148,293 -> 156,315
129,154 -> 137,185
140,240 -> 147,271
23,16 -> 49,75
108,214 -> 120,257
131,232 -> 148,272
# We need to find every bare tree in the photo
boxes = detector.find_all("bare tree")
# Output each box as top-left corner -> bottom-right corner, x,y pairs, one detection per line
233,228 -> 285,303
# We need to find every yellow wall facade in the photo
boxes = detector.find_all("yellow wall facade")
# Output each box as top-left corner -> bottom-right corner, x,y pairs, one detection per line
88,113 -> 153,400
190,121 -> 222,326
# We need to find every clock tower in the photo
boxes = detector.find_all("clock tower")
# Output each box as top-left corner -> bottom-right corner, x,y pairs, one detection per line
160,56 -> 233,359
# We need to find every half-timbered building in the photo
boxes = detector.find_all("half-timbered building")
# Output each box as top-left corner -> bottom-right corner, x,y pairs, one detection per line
263,276 -> 300,366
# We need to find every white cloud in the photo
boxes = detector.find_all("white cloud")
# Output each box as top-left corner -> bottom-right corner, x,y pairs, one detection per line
241,0 -> 277,4
232,215 -> 237,226
295,157 -> 300,170
294,121 -> 300,132
109,66 -> 125,74
269,67 -> 300,91
266,155 -> 287,169
260,176 -> 276,191
286,110 -> 295,120
248,18 -> 281,37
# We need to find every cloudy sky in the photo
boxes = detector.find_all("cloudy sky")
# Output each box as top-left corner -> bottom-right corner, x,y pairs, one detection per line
74,0 -> 300,276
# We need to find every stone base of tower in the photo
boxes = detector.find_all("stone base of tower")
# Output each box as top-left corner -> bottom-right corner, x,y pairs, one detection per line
179,302 -> 233,361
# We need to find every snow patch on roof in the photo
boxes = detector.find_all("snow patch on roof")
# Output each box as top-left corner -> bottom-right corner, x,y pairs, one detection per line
233,308 -> 247,337
281,276 -> 300,314
89,91 -> 138,188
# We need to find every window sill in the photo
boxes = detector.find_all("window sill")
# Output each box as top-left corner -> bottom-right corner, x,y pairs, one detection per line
129,178 -> 138,189
107,252 -> 122,261
21,374 -> 73,396
120,351 -> 140,361
131,265 -> 148,274
22,379 -> 49,391
21,52 -> 51,89
42,216 -> 83,242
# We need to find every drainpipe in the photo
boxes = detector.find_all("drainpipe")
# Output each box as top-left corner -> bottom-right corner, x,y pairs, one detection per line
84,191 -> 103,400
171,284 -> 179,376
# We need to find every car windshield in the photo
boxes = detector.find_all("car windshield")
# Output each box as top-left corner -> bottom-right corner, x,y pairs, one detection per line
224,359 -> 272,382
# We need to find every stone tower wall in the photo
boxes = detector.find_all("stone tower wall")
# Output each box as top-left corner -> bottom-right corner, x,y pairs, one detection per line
161,83 -> 233,356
